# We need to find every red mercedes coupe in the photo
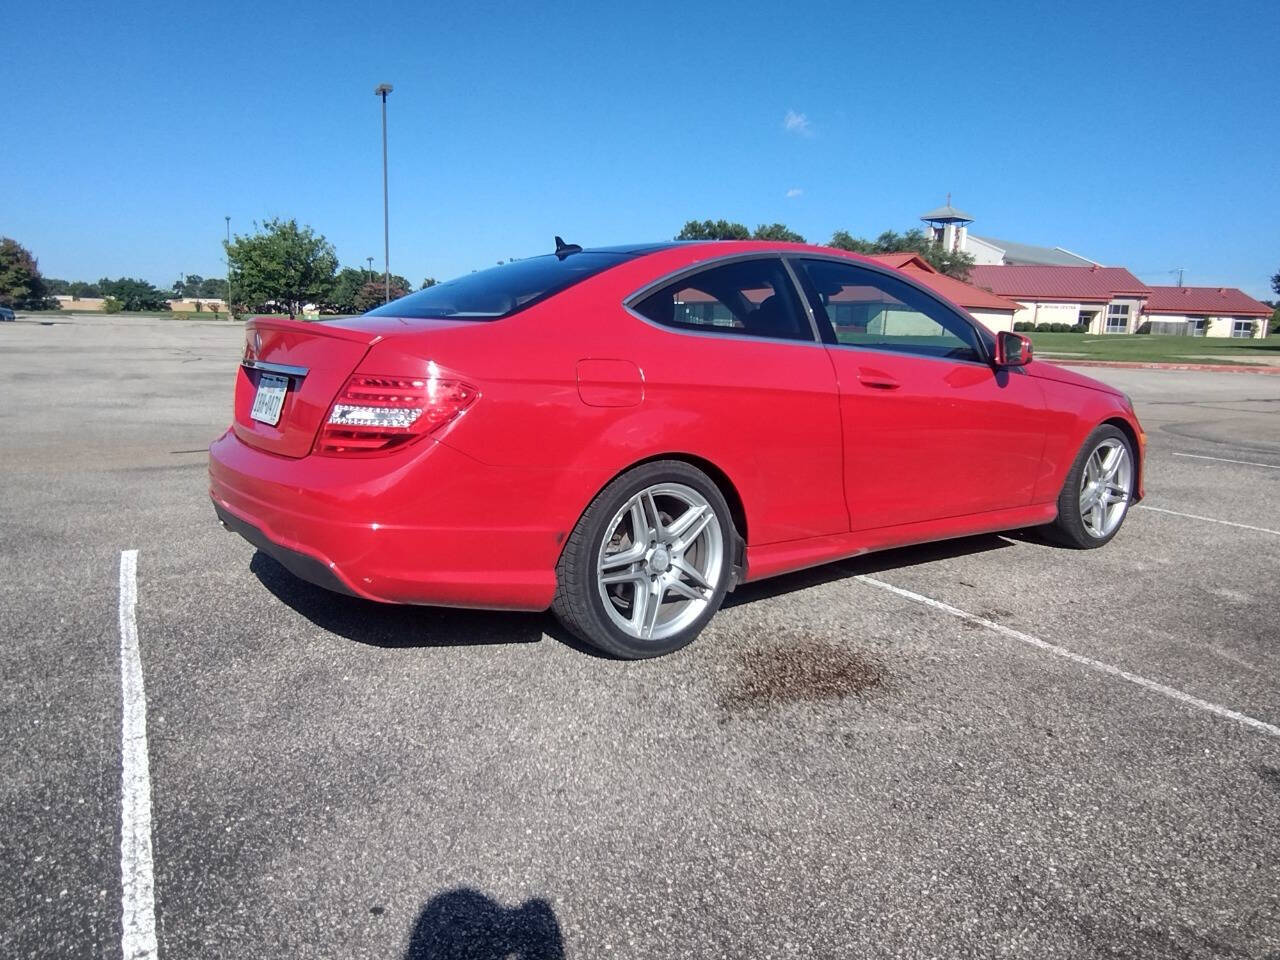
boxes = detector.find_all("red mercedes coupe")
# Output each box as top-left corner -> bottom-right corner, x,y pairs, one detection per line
209,240 -> 1145,658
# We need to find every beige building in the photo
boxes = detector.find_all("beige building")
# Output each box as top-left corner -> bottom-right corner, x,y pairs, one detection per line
55,295 -> 107,311
167,298 -> 229,313
54,296 -> 230,314
1142,286 -> 1271,338
968,265 -> 1152,335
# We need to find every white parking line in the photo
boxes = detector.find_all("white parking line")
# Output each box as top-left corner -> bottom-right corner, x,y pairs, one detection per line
856,575 -> 1280,740
1173,452 -> 1280,470
1135,504 -> 1280,537
118,550 -> 158,959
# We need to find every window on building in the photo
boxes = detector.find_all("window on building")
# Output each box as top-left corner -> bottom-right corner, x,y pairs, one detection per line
1231,319 -> 1255,339
1105,303 -> 1130,334
794,258 -> 985,363
632,257 -> 813,342
1188,317 -> 1207,337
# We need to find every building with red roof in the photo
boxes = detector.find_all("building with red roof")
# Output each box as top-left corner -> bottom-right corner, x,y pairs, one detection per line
968,264 -> 1152,335
868,253 -> 1022,333
1141,286 -> 1271,338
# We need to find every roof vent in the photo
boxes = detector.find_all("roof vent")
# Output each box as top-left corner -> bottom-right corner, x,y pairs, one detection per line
1218,287 -> 1226,294
1090,264 -> 1099,272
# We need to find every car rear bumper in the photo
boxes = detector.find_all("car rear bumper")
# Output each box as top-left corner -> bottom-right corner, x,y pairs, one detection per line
214,501 -> 359,597
208,428 -> 560,610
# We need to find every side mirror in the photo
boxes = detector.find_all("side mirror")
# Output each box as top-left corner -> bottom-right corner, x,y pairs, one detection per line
995,330 -> 1032,367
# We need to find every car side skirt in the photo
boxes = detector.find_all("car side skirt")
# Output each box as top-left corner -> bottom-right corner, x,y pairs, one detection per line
744,502 -> 1059,583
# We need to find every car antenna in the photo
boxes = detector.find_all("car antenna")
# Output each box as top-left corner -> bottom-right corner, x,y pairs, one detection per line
554,236 -> 582,260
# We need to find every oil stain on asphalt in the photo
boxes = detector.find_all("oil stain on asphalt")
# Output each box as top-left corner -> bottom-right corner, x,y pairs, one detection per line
721,640 -> 887,710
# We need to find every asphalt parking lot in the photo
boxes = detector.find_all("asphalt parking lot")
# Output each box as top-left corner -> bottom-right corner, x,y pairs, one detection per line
2,315 -> 1278,959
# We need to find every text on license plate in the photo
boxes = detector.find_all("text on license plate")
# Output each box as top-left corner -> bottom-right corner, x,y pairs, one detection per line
250,374 -> 289,425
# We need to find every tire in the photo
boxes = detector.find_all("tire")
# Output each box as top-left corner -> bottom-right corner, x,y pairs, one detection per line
1046,424 -> 1136,549
552,460 -> 736,659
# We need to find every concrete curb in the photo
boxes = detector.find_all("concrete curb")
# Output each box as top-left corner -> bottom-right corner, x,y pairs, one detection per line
1045,358 -> 1280,375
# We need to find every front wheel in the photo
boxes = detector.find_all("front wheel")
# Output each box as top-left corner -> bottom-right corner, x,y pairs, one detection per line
552,461 -> 734,659
1047,425 -> 1135,549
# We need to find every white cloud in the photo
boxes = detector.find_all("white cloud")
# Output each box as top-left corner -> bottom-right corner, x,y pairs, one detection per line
783,110 -> 813,137
785,188 -> 804,198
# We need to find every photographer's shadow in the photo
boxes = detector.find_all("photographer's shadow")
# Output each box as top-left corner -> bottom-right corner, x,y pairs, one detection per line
403,888 -> 564,960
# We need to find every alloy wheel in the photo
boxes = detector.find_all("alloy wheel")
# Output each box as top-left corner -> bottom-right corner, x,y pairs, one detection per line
1078,438 -> 1132,539
595,482 -> 724,642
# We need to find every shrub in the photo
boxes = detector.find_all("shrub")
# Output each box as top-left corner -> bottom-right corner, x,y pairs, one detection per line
103,297 -> 123,314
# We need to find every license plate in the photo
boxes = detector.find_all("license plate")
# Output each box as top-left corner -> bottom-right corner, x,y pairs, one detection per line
250,374 -> 289,425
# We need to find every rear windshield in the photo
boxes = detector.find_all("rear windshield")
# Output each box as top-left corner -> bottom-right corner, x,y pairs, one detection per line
363,252 -> 631,320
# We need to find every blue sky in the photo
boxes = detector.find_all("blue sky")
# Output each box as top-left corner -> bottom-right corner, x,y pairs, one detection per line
3,0 -> 1277,297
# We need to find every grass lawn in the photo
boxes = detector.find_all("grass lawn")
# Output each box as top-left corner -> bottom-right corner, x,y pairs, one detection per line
1028,331 -> 1280,365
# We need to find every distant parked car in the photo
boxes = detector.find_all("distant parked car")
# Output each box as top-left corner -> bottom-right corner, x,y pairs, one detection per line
210,240 -> 1146,658
0,306 -> 15,322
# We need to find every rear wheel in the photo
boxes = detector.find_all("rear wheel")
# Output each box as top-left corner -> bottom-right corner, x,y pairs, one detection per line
552,461 -> 734,659
1047,425 -> 1135,548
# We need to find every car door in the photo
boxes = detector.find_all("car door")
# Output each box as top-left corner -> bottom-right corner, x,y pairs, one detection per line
789,257 -> 1048,531
628,255 -> 849,544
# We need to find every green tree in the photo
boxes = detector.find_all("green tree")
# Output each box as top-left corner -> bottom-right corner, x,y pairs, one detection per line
675,219 -> 752,240
172,274 -> 204,298
752,223 -> 806,243
328,267 -> 368,314
327,267 -> 411,313
353,278 -> 411,313
0,237 -> 58,309
97,277 -> 170,311
421,277 -> 438,289
828,227 -> 975,279
68,280 -> 102,299
676,220 -> 806,243
197,277 -> 228,299
225,218 -> 338,318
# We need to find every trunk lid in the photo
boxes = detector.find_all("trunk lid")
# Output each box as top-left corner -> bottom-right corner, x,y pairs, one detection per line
233,318 -> 380,457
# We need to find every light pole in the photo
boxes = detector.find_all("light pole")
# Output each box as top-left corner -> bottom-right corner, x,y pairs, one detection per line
224,216 -> 232,318
366,256 -> 375,284
374,83 -> 393,303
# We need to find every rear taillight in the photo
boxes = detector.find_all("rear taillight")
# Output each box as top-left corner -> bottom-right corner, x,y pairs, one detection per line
314,374 -> 477,456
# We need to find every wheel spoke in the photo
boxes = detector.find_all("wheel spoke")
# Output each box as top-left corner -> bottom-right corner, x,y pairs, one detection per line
640,581 -> 664,638
641,490 -> 664,540
1086,502 -> 1102,535
1085,451 -> 1102,482
672,511 -> 713,552
627,498 -> 650,547
671,555 -> 711,590
1101,445 -> 1124,479
600,568 -> 647,587
665,503 -> 708,541
1079,486 -> 1097,513
600,541 -> 646,572
667,577 -> 706,601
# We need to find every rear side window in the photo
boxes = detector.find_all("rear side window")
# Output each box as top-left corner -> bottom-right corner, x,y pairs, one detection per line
364,252 -> 630,320
632,257 -> 813,342
795,258 -> 984,362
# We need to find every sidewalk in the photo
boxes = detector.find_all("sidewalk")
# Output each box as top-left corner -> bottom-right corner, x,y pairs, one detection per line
1044,357 -> 1280,375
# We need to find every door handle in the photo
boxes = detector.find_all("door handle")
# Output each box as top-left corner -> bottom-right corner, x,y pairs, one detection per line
857,368 -> 900,390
